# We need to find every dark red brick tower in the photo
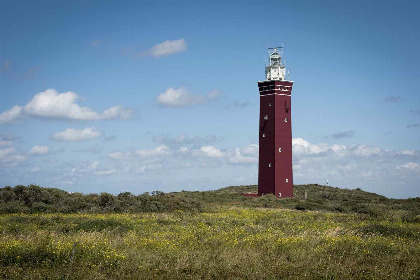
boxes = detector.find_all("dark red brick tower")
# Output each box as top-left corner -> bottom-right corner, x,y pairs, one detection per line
258,47 -> 294,198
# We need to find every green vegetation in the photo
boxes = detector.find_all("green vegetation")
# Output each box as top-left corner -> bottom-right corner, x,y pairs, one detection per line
0,184 -> 419,279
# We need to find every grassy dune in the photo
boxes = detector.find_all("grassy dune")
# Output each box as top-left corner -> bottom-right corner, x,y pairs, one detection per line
1,208 -> 419,279
0,184 -> 419,279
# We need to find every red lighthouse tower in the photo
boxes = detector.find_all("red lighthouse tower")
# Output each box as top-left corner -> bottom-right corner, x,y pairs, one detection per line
258,47 -> 294,198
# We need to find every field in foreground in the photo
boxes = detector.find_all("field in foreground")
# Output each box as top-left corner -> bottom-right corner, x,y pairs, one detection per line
1,207 -> 419,280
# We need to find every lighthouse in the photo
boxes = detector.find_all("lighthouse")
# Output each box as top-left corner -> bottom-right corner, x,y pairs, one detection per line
258,47 -> 294,198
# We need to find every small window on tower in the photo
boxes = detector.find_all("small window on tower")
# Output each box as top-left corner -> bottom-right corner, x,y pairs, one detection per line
262,134 -> 265,138
284,118 -> 288,122
279,148 -> 282,152
268,163 -> 272,168
286,179 -> 289,183
269,103 -> 272,107
264,115 -> 269,120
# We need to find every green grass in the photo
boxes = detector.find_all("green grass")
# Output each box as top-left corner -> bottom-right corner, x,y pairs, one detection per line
1,208 -> 419,279
0,184 -> 419,279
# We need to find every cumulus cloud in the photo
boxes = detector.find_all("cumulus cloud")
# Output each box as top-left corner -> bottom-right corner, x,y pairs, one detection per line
109,151 -> 132,160
52,127 -> 101,141
179,147 -> 188,153
101,105 -> 134,120
397,162 -> 420,172
157,87 -> 223,107
352,145 -> 382,157
109,145 -> 171,161
293,138 -> 330,156
193,146 -> 224,158
148,39 -> 187,57
136,145 -> 170,158
292,138 -> 391,160
29,145 -> 49,155
228,144 -> 258,164
126,39 -> 187,59
0,106 -> 23,124
0,147 -> 27,166
0,89 -> 134,124
330,130 -> 355,139
398,150 -> 416,156
0,147 -> 15,159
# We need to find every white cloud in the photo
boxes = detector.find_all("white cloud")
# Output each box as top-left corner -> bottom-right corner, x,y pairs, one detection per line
399,150 -> 415,156
149,39 -> 187,57
228,148 -> 257,164
101,105 -> 134,120
292,138 -> 330,156
194,146 -> 224,158
352,145 -> 382,158
157,87 -> 223,107
0,106 -> 23,124
52,127 -> 101,141
0,147 -> 27,166
109,151 -> 132,160
397,162 -> 420,171
179,147 -> 188,153
0,147 -> 15,159
135,145 -> 170,158
29,145 -> 49,155
108,146 -> 171,161
95,169 -> 116,175
0,89 -> 134,123
24,89 -> 99,120
228,144 -> 258,165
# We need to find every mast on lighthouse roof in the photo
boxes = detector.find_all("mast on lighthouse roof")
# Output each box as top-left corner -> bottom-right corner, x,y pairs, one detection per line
265,47 -> 286,81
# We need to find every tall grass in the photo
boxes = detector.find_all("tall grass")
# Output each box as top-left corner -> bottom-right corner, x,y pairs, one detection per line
1,208 -> 419,279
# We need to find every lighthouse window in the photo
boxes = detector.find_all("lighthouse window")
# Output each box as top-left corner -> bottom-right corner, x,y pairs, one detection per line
264,115 -> 269,120
269,103 -> 272,107
286,179 -> 289,183
279,148 -> 282,152
268,163 -> 272,168
262,134 -> 265,138
284,118 -> 288,122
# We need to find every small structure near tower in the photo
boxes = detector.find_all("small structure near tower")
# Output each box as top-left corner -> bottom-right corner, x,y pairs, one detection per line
257,47 -> 294,198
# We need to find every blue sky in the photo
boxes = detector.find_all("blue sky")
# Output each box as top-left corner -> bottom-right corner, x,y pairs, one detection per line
0,0 -> 419,198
